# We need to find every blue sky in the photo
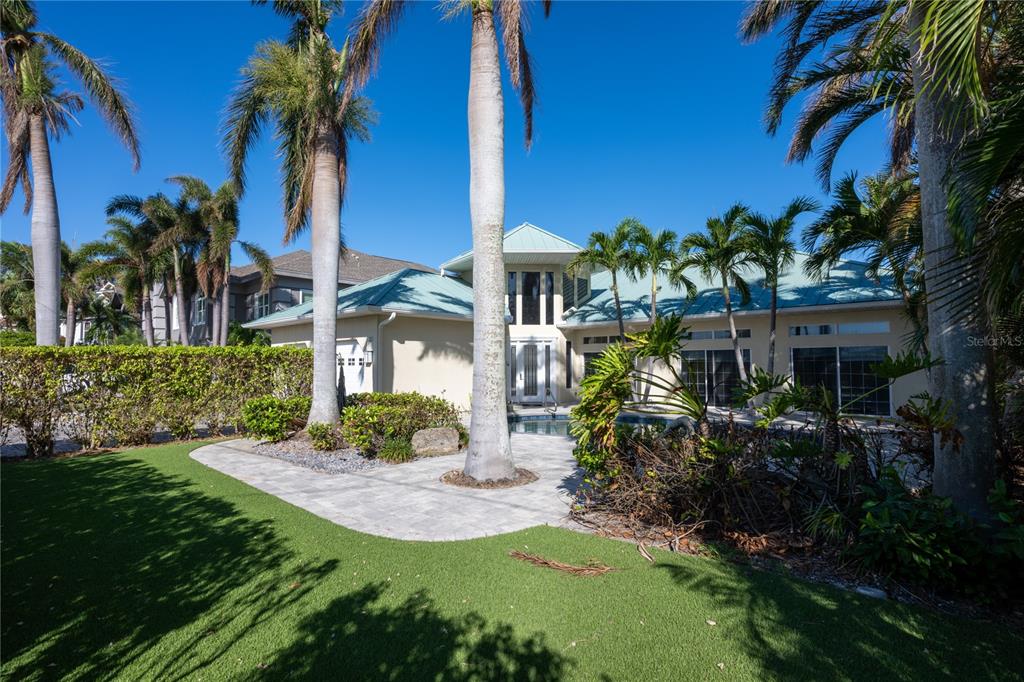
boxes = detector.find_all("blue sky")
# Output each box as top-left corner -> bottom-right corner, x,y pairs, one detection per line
1,1 -> 889,270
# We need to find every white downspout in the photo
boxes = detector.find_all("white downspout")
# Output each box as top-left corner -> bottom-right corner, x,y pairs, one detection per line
374,312 -> 398,393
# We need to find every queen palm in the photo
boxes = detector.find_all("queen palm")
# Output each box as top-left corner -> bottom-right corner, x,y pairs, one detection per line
679,204 -> 753,383
107,192 -> 203,346
59,242 -> 103,347
224,0 -> 375,424
346,0 -> 549,481
168,176 -> 274,346
0,0 -> 140,346
567,219 -> 637,339
86,216 -> 161,346
626,223 -> 694,324
743,196 -> 818,375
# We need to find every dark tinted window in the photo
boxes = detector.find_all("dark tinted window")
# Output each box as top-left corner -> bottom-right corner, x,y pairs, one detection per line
522,272 -> 540,324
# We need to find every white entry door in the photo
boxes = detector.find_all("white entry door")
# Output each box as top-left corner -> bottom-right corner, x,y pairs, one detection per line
509,339 -> 552,404
337,340 -> 369,394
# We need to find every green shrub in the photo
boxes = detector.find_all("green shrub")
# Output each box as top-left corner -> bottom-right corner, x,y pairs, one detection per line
341,392 -> 462,453
377,438 -> 414,463
307,422 -> 341,451
242,396 -> 312,442
0,346 -> 312,456
0,331 -> 35,347
850,469 -> 982,588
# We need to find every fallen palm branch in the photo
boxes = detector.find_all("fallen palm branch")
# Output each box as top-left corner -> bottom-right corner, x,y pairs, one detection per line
508,550 -> 615,577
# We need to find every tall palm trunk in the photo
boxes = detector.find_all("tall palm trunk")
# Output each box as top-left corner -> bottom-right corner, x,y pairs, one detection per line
910,4 -> 997,520
611,271 -> 626,339
161,291 -> 172,345
307,122 -> 342,425
28,114 -> 61,346
767,282 -> 778,376
64,300 -> 76,347
172,252 -> 191,346
220,255 -> 231,346
463,6 -> 515,481
722,274 -> 748,382
210,293 -> 221,347
650,272 -> 658,323
141,281 -> 155,346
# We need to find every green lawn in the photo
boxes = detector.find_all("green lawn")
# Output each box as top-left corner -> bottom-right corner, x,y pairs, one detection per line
2,443 -> 1021,681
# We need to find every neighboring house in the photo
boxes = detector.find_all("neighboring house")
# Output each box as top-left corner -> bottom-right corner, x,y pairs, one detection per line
245,222 -> 927,415
171,248 -> 433,344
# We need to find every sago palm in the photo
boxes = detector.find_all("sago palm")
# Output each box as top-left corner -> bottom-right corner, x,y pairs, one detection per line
0,0 -> 140,345
743,196 -> 817,375
568,220 -> 637,339
223,0 -> 375,425
345,0 -> 549,481
679,204 -> 754,383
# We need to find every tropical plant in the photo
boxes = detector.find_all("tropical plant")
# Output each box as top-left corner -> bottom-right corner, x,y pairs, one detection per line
626,223 -> 693,323
743,196 -> 818,375
803,170 -> 925,348
106,191 -> 203,345
567,219 -> 637,339
227,321 -> 270,346
0,0 -> 141,345
59,242 -> 103,347
0,240 -> 35,330
678,204 -> 754,382
345,0 -> 550,481
742,0 -> 1010,519
224,0 -> 376,425
80,295 -> 136,345
166,176 -> 274,346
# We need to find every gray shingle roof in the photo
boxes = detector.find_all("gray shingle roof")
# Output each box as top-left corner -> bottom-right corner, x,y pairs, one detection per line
231,248 -> 434,285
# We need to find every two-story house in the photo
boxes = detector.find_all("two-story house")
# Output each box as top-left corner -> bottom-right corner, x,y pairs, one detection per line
245,223 -> 927,414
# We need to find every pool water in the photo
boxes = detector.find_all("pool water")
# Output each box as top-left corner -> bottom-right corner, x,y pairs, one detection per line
507,413 -> 668,437
508,417 -> 571,436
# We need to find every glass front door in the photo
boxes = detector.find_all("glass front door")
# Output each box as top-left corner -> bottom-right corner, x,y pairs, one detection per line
509,339 -> 551,403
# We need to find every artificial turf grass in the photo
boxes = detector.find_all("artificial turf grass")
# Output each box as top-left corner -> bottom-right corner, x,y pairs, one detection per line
1,443 -> 1021,681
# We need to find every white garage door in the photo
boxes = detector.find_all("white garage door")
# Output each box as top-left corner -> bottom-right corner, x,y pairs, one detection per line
336,339 -> 369,394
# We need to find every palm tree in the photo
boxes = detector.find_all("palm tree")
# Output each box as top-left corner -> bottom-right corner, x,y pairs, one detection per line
80,295 -> 136,346
679,204 -> 753,383
86,216 -> 161,346
803,170 -> 925,347
223,0 -> 375,424
567,219 -> 637,339
345,0 -> 549,481
739,2 -> 912,189
0,240 -> 35,331
743,196 -> 818,375
59,242 -> 102,346
626,223 -> 694,324
107,191 -> 203,345
0,0 -> 140,346
167,176 -> 274,346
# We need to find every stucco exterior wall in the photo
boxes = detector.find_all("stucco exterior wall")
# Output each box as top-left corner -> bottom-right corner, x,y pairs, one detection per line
563,303 -> 927,414
380,316 -> 474,408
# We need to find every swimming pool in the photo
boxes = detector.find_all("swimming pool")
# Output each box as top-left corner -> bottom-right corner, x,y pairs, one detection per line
507,414 -> 669,437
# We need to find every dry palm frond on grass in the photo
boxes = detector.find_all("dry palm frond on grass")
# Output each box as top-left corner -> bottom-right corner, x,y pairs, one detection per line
508,550 -> 615,577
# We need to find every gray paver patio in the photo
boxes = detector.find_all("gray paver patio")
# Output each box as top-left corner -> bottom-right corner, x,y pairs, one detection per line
190,433 -> 584,541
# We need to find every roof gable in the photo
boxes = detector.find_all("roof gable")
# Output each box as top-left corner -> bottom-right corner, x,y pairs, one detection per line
231,248 -> 433,285
440,222 -> 582,272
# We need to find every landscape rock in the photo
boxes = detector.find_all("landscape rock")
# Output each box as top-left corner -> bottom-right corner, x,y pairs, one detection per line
411,427 -> 460,456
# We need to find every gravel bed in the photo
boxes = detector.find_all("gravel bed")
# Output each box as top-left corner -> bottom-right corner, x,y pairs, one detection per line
251,438 -> 385,475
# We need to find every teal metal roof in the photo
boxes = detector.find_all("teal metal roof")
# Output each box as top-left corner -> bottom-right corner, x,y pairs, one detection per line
440,222 -> 582,272
562,253 -> 903,327
245,268 -> 474,328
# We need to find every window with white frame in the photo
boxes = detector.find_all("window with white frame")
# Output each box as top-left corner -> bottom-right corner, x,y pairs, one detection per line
299,289 -> 313,304
790,345 -> 890,415
192,296 -> 206,326
684,328 -> 751,340
249,292 -> 270,320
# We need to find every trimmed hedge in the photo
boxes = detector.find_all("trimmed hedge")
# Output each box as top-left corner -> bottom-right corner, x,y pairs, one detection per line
242,396 -> 312,442
341,392 -> 464,453
0,346 -> 312,456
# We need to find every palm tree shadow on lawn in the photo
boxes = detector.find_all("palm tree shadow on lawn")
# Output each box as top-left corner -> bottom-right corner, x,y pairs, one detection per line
656,562 -> 1021,680
0,451 -> 568,681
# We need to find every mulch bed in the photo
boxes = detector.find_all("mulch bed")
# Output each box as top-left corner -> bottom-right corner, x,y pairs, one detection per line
440,467 -> 538,488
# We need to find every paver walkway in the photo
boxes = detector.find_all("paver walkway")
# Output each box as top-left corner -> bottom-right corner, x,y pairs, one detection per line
191,433 -> 583,541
